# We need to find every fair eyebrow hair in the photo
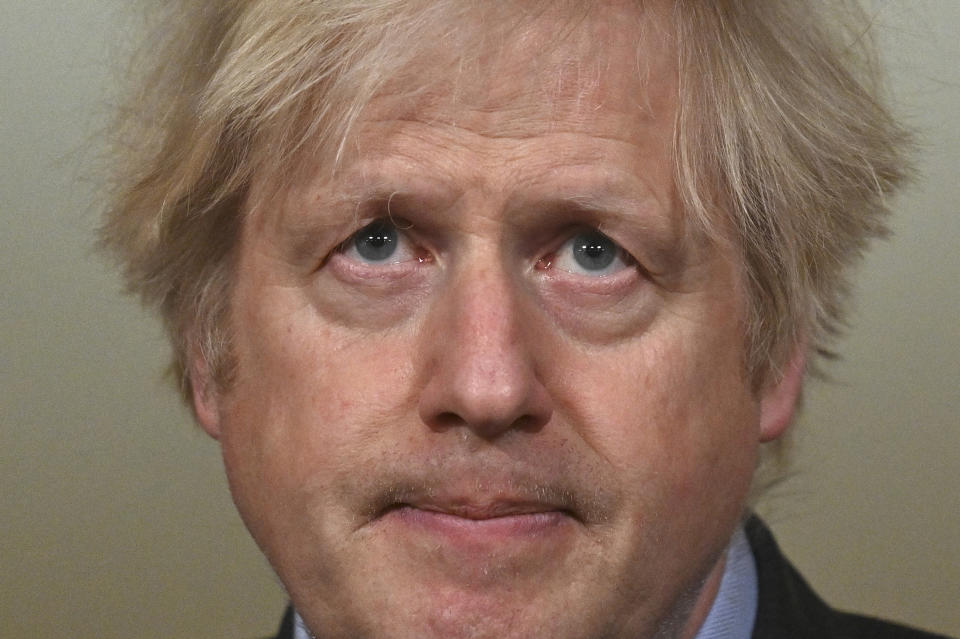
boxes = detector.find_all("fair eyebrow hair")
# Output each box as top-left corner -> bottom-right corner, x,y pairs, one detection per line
272,174 -> 458,268
506,192 -> 690,276
270,155 -> 690,273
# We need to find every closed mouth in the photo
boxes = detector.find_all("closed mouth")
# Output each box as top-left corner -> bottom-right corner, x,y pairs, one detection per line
395,501 -> 572,520
385,501 -> 578,521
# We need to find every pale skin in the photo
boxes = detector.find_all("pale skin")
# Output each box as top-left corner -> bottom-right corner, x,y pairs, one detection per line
192,2 -> 804,638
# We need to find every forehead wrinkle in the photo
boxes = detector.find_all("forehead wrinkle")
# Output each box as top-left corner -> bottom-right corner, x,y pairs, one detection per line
387,59 -> 659,141
345,116 -> 678,219
265,1 -> 682,242
359,1 -> 673,138
361,111 -> 668,166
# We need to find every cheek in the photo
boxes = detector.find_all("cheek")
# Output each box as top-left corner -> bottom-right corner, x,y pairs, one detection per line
232,284 -> 418,421
217,288 -> 419,529
555,314 -> 760,510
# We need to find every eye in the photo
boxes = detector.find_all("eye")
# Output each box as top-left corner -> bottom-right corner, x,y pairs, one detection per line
548,230 -> 634,277
340,219 -> 417,264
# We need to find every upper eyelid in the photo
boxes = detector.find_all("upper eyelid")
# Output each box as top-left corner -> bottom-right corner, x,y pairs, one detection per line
333,218 -> 648,269
354,193 -> 414,230
339,217 -> 412,247
334,218 -> 422,268
339,221 -> 630,258
552,228 -> 634,259
555,232 -> 633,265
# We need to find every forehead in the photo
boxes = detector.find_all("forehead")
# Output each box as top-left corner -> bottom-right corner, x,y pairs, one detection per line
251,0 -> 682,231
363,0 -> 677,139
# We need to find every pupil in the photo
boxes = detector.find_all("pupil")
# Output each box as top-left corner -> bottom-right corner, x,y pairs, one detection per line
354,221 -> 398,261
573,231 -> 616,270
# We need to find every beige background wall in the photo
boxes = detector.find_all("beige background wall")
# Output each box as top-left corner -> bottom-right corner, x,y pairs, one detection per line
2,2 -> 957,638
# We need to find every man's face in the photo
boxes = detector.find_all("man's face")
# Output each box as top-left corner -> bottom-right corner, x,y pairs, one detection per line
195,4 -> 796,638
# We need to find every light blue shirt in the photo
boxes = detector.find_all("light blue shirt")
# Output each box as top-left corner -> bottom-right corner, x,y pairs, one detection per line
693,525 -> 758,639
293,526 -> 758,639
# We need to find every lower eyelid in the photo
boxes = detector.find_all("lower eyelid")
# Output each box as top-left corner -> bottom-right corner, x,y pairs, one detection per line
537,261 -> 640,291
326,252 -> 423,282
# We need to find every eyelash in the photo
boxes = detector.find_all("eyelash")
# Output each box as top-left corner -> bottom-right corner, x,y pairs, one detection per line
335,219 -> 427,265
536,229 -> 637,278
331,219 -> 639,281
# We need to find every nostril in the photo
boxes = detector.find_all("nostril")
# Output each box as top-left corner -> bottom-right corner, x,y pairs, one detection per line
513,412 -> 549,434
427,411 -> 467,432
424,409 -> 550,439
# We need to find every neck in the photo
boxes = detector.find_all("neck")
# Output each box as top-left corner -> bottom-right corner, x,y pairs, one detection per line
679,555 -> 727,639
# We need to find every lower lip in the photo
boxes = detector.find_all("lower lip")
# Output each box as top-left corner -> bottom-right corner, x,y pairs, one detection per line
385,506 -> 573,545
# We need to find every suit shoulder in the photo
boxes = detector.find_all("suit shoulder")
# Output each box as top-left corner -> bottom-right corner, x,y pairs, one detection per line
745,516 -> 955,639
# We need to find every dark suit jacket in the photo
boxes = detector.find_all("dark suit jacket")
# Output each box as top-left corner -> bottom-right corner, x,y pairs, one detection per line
270,516 -> 951,639
744,516 -> 949,639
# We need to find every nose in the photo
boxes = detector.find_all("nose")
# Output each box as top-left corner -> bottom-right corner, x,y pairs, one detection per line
417,263 -> 553,440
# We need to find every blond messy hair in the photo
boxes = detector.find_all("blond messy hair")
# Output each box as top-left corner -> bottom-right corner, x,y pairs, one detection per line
100,0 -> 911,402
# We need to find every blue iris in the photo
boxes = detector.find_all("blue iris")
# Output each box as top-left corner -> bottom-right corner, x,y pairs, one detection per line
571,230 -> 617,271
354,220 -> 398,262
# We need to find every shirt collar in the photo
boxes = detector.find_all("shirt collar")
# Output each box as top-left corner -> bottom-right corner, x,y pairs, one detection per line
694,524 -> 759,639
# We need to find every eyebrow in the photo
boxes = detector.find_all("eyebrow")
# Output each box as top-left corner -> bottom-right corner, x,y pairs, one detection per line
273,176 -> 460,267
514,192 -> 687,274
274,190 -> 384,267
272,160 -> 687,272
